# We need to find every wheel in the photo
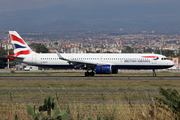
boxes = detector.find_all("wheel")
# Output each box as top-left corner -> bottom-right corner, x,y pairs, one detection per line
153,73 -> 156,77
90,72 -> 95,76
85,72 -> 89,76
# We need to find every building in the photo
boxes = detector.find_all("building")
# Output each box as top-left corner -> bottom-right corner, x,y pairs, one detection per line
48,48 -> 56,53
63,47 -> 71,53
63,47 -> 86,53
172,58 -> 179,68
134,47 -> 144,53
71,47 -> 79,53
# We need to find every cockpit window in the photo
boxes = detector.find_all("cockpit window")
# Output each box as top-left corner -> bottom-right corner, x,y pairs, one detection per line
161,58 -> 168,60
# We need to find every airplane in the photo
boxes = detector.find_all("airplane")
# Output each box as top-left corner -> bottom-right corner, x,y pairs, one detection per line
6,31 -> 174,77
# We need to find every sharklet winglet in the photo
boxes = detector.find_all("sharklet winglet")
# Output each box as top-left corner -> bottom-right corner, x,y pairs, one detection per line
55,50 -> 69,61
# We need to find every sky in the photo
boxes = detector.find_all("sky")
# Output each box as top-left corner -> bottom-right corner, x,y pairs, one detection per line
0,0 -> 179,13
0,0 -> 180,32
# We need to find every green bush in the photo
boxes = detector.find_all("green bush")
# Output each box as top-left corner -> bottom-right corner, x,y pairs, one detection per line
10,70 -> 15,73
27,95 -> 68,120
154,87 -> 180,118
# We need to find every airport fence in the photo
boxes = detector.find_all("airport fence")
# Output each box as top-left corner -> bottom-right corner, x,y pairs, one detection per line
0,83 -> 175,120
0,84 -> 160,103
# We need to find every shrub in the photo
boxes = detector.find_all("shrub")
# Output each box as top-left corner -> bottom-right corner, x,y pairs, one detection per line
10,70 -> 15,73
27,95 -> 68,120
154,87 -> 180,118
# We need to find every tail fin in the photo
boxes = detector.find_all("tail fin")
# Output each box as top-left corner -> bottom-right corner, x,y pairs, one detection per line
8,31 -> 33,57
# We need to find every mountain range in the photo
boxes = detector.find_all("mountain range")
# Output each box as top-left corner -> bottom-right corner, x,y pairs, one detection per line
0,1 -> 180,32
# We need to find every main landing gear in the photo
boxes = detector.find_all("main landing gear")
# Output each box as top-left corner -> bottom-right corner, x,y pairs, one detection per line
153,69 -> 156,77
85,71 -> 95,76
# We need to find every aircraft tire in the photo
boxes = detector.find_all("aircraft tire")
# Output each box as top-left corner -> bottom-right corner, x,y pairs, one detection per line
85,72 -> 89,76
153,73 -> 156,77
90,72 -> 95,76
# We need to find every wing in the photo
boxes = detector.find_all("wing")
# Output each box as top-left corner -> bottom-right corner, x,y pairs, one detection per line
55,50 -> 104,69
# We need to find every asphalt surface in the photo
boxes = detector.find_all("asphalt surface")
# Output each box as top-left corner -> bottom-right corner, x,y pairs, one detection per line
0,76 -> 180,79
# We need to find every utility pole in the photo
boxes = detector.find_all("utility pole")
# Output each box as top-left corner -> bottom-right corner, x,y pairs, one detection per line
119,35 -> 122,53
6,31 -> 9,69
160,36 -> 163,55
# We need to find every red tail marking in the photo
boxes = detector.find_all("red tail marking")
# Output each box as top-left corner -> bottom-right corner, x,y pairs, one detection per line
16,50 -> 30,57
6,56 -> 14,60
10,34 -> 25,45
6,55 -> 15,60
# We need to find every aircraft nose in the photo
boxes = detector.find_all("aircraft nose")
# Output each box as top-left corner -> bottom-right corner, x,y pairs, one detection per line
170,60 -> 174,66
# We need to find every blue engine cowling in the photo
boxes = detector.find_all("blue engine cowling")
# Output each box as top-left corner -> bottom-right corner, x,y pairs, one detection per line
95,65 -> 118,74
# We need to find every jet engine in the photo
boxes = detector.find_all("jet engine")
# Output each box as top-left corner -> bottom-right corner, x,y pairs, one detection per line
95,65 -> 118,74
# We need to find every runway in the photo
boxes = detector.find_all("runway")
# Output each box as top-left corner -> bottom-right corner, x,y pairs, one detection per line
0,76 -> 180,79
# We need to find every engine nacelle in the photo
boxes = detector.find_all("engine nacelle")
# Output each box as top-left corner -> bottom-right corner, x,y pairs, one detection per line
95,65 -> 118,74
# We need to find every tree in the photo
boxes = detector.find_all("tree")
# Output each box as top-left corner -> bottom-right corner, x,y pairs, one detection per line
0,47 -> 14,56
155,50 -> 174,57
105,51 -> 112,53
54,42 -> 58,45
87,51 -> 95,53
30,43 -> 49,53
144,48 -> 154,53
96,50 -> 100,53
0,47 -> 6,56
122,46 -> 134,53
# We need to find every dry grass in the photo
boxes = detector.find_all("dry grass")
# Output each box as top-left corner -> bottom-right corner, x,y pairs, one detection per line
0,78 -> 180,90
0,101 -> 177,120
0,77 -> 179,119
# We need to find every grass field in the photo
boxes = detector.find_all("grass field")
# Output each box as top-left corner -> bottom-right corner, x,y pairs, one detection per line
0,72 -> 179,119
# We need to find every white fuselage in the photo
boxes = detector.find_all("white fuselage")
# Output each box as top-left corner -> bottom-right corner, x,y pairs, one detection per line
20,52 -> 174,70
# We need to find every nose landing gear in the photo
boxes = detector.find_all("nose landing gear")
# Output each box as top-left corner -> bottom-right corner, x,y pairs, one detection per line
153,69 -> 156,77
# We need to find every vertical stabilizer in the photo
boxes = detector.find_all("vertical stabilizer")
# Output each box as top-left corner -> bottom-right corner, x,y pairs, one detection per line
8,31 -> 33,57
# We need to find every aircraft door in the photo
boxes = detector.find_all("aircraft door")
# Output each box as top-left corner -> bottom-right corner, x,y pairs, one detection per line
151,59 -> 157,64
32,54 -> 37,64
